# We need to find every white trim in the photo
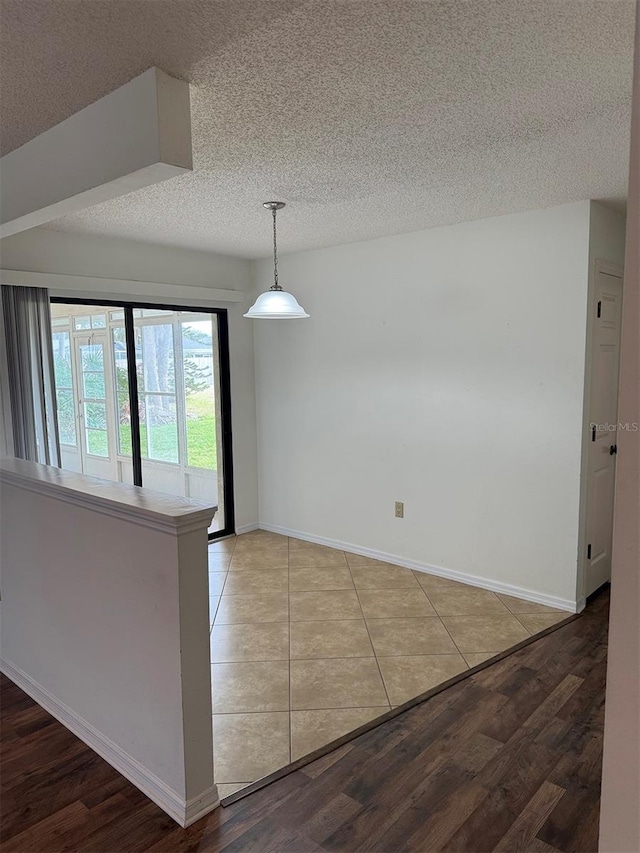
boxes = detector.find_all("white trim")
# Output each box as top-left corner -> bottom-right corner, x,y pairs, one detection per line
0,269 -> 245,305
0,457 -> 215,536
235,522 -> 259,535
259,523 -> 580,613
183,786 -> 221,827
0,658 -> 219,827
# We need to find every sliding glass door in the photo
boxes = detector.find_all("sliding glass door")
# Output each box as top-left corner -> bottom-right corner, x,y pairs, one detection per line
50,300 -> 234,539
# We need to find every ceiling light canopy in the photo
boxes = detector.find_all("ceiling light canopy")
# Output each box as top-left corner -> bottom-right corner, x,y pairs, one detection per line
244,202 -> 309,319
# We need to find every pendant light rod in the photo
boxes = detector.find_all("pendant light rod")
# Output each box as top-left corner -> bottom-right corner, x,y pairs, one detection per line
263,201 -> 285,292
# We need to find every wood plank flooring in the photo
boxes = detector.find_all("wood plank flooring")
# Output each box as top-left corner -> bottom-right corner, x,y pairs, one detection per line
0,589 -> 609,852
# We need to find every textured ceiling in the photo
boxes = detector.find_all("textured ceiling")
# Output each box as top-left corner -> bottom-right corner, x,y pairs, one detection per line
0,0 -> 635,258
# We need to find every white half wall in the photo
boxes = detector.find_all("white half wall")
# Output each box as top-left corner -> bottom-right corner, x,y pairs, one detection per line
0,227 -> 259,531
0,458 -> 217,825
253,202 -> 593,607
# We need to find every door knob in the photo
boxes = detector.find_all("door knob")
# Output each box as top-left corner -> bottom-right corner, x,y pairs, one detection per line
609,444 -> 618,455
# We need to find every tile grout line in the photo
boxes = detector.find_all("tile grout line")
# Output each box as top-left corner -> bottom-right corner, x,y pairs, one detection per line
417,582 -> 472,667
347,555 -> 393,711
210,651 -> 472,664
510,609 -> 535,636
210,610 -> 550,624
497,592 -> 559,632
213,704 -> 392,715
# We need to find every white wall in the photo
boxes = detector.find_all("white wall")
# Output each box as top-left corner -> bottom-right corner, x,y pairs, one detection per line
588,201 -> 627,268
253,202 -> 593,608
0,227 -> 259,531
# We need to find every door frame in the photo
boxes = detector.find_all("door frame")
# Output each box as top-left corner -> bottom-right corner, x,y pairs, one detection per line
51,296 -> 236,541
576,258 -> 624,606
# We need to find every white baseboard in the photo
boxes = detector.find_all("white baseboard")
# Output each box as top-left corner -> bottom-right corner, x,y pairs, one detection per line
235,522 -> 259,535
0,658 -> 219,827
259,523 -> 579,613
183,785 -> 220,827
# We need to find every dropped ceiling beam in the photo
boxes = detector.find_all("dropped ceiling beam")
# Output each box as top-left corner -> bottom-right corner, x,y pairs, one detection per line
0,67 -> 192,238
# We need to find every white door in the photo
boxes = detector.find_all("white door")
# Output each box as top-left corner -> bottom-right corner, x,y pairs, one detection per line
74,334 -> 118,481
584,269 -> 624,596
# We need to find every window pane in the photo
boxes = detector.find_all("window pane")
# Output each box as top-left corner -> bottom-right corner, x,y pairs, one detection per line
86,429 -> 108,457
118,418 -> 133,456
83,371 -> 106,399
145,395 -> 178,463
138,400 -> 149,459
112,327 -> 132,456
85,402 -> 107,430
182,319 -> 216,469
56,389 -> 76,446
141,308 -> 172,317
141,324 -> 175,393
51,316 -> 70,327
52,331 -> 73,388
74,316 -> 91,330
91,314 -> 106,328
52,331 -> 76,446
80,344 -> 103,370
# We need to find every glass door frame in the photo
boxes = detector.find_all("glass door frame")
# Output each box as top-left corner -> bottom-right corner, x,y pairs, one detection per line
73,331 -> 119,481
50,296 -> 235,541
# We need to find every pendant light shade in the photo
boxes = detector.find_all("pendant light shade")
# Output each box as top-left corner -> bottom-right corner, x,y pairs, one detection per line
244,202 -> 310,319
244,288 -> 310,318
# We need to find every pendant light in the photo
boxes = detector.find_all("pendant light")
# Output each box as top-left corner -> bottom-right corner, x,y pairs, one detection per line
244,202 -> 310,319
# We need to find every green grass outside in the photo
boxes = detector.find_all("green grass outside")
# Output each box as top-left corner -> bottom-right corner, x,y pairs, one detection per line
115,390 -> 218,469
118,417 -> 217,469
184,389 -> 217,469
184,416 -> 218,470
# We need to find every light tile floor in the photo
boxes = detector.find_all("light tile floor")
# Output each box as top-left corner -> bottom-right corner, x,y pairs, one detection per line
208,530 -> 568,798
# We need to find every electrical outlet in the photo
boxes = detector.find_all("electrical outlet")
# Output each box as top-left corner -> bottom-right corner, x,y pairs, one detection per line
395,501 -> 404,518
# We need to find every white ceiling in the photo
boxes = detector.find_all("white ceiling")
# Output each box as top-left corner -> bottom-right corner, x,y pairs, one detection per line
1,0 -> 635,258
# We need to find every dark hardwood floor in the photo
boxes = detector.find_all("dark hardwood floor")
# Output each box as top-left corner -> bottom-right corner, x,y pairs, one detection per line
0,590 -> 609,852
